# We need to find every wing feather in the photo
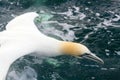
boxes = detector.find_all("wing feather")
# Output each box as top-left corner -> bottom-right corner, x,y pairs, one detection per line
5,12 -> 40,33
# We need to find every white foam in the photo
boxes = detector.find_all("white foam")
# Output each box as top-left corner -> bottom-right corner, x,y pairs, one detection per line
7,71 -> 19,80
103,19 -> 112,26
109,68 -> 116,70
8,66 -> 37,80
55,8 -> 73,17
73,6 -> 80,12
115,51 -> 120,55
40,20 -> 77,41
112,14 -> 120,21
84,65 -> 99,67
101,68 -> 108,70
91,77 -> 95,79
81,32 -> 94,43
95,13 -> 100,16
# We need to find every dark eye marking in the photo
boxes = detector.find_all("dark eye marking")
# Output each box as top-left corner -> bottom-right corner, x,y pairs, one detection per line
80,53 -> 90,57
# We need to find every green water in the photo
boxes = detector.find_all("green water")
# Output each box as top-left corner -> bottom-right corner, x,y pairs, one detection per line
0,0 -> 120,80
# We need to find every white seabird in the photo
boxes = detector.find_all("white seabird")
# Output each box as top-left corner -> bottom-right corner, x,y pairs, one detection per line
0,12 -> 104,80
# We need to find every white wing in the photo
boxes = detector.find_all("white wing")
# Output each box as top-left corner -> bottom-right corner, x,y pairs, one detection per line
0,12 -> 40,80
0,12 -> 59,80
5,12 -> 41,34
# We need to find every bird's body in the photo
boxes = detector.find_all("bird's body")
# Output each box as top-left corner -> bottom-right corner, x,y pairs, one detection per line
0,12 -> 103,80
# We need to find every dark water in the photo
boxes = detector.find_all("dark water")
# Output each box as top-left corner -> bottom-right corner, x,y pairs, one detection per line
0,0 -> 120,80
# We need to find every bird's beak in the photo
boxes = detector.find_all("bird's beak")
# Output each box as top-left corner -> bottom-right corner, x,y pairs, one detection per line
77,53 -> 104,64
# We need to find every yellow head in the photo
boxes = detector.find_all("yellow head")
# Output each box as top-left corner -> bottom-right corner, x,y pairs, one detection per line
60,41 -> 104,64
60,42 -> 90,56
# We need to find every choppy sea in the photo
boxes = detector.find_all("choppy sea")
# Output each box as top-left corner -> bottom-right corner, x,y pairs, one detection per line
0,0 -> 120,80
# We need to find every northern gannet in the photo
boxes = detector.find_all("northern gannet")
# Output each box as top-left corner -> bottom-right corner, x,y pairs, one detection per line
0,12 -> 104,80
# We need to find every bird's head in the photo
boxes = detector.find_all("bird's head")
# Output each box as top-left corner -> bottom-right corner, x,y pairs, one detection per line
60,42 -> 104,64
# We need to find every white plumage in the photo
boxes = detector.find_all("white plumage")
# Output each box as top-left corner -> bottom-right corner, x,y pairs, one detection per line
0,12 -> 103,80
0,12 -> 61,80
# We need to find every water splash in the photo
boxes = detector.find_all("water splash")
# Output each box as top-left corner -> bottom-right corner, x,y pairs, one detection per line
7,66 -> 37,80
0,0 -> 120,80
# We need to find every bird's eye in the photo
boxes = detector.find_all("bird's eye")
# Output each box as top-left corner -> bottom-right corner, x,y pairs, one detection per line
81,53 -> 90,57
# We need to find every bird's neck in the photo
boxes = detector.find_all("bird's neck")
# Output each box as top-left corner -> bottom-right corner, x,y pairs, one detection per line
35,36 -> 63,57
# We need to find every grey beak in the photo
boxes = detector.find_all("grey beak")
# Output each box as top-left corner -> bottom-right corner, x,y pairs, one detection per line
81,53 -> 104,64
